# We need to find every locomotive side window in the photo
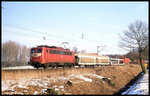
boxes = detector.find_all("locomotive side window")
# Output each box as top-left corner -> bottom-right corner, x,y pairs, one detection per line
49,50 -> 72,55
49,50 -> 53,53
69,52 -> 72,55
64,51 -> 66,55
37,49 -> 42,53
56,51 -> 59,54
70,52 -> 72,55
49,50 -> 56,54
60,51 -> 64,55
52,50 -> 54,53
65,52 -> 68,55
53,50 -> 56,54
68,52 -> 70,55
67,52 -> 69,55
31,49 -> 35,53
64,51 -> 67,55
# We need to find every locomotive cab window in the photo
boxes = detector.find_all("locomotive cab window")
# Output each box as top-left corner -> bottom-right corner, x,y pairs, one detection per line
37,49 -> 42,53
31,49 -> 35,53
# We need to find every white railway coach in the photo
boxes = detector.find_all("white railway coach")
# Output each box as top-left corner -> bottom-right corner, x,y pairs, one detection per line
110,58 -> 125,65
75,53 -> 110,66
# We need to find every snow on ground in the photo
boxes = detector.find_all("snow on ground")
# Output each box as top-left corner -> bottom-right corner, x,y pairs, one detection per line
2,66 -> 35,69
122,69 -> 149,95
3,68 -> 149,95
2,73 -> 105,94
75,75 -> 93,82
3,69 -> 149,95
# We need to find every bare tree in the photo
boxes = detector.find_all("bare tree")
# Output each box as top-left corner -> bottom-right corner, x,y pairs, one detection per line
2,40 -> 20,67
119,20 -> 148,73
2,40 -> 30,67
18,46 -> 28,66
26,47 -> 31,63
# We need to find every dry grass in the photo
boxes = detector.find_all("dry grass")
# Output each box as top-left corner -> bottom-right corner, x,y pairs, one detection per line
2,67 -> 96,81
2,64 -> 142,95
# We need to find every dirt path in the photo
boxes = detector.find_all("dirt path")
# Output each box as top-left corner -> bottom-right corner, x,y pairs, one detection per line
2,64 -> 142,95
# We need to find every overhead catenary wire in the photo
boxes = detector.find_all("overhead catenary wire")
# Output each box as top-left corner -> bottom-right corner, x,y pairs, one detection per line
3,30 -> 97,51
3,24 -> 90,46
2,6 -> 105,52
2,6 -> 103,46
2,6 -> 72,38
2,25 -> 97,50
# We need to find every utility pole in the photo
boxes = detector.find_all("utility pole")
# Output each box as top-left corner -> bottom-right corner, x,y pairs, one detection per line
97,46 -> 101,54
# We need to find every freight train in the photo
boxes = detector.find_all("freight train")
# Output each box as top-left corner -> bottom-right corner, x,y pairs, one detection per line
28,45 -> 126,69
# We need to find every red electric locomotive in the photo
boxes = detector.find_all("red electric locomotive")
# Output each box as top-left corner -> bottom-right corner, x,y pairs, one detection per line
29,45 -> 75,69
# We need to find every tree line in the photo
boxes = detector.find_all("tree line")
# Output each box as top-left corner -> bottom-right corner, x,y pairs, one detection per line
2,40 -> 30,67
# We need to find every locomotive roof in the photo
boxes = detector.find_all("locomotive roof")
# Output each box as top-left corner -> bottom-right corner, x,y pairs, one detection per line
37,45 -> 58,48
32,45 -> 70,51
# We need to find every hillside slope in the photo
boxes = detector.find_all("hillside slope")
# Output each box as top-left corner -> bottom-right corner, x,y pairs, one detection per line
2,64 -> 142,95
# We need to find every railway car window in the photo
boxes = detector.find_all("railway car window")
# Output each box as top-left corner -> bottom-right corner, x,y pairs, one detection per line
37,49 -> 42,53
46,50 -> 48,53
31,49 -> 35,53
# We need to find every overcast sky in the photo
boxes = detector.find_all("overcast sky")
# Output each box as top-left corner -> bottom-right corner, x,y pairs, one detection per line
2,1 -> 148,55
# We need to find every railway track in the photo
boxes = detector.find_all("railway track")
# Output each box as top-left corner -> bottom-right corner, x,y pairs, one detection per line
1,65 -> 100,71
2,64 -> 123,71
